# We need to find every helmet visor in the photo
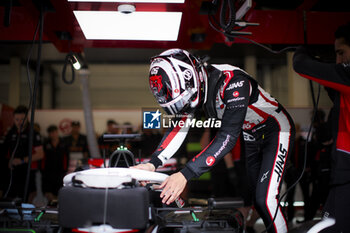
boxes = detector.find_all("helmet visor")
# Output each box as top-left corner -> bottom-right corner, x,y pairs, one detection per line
149,67 -> 175,105
159,90 -> 191,115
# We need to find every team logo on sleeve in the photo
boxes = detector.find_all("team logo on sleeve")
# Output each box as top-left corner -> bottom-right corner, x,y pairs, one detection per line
143,110 -> 161,129
226,81 -> 245,91
206,156 -> 215,166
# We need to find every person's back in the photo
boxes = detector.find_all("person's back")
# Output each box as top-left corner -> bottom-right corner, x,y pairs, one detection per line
293,22 -> 350,232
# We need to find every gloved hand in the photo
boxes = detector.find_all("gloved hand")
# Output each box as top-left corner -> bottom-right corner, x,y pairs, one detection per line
131,162 -> 155,172
227,167 -> 239,188
131,162 -> 156,186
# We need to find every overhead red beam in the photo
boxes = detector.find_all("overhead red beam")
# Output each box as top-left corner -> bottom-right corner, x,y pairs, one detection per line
2,1 -> 349,52
213,10 -> 305,45
306,12 -> 350,44
0,6 -> 50,41
213,9 -> 350,46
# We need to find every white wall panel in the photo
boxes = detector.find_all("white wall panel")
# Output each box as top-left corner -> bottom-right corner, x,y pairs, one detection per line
55,64 -> 157,109
1,62 -> 334,110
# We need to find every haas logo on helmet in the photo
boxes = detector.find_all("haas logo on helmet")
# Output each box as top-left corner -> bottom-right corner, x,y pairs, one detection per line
150,67 -> 159,75
150,75 -> 163,93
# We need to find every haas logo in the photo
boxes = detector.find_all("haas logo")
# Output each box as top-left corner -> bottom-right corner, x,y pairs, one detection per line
150,67 -> 159,75
226,81 -> 245,90
206,156 -> 215,166
233,91 -> 239,97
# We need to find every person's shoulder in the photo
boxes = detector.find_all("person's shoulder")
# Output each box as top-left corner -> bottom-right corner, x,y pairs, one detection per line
210,64 -> 251,80
211,64 -> 235,70
224,69 -> 253,88
211,64 -> 244,73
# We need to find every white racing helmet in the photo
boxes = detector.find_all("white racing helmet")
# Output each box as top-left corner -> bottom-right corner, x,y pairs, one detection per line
149,49 -> 207,115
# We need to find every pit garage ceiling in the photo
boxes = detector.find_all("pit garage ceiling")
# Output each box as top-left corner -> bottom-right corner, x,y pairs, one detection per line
0,0 -> 349,59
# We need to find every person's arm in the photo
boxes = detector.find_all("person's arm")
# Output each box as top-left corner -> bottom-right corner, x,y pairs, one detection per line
159,74 -> 250,205
134,114 -> 192,172
148,114 -> 192,169
180,74 -> 250,181
293,46 -> 350,93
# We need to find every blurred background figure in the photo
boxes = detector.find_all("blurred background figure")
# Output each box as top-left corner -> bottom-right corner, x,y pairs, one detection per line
34,123 -> 42,136
1,105 -> 44,202
106,119 -> 120,134
122,122 -> 134,134
41,125 -> 68,205
122,122 -> 138,158
64,121 -> 88,173
98,119 -> 120,156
